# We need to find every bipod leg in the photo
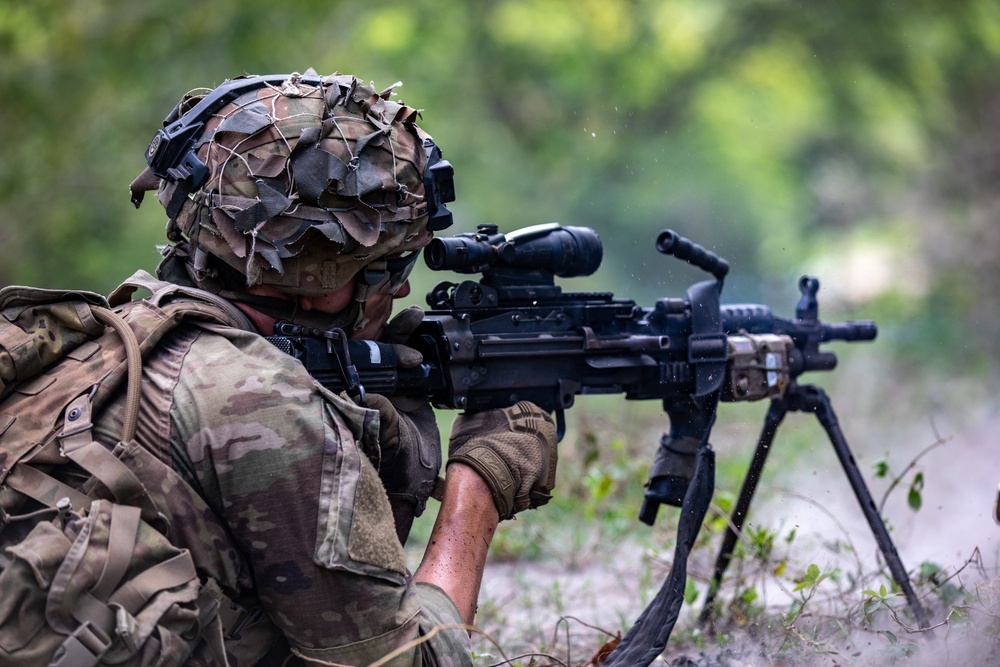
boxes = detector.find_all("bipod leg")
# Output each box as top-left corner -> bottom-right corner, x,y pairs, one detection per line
805,385 -> 930,629
699,396 -> 788,624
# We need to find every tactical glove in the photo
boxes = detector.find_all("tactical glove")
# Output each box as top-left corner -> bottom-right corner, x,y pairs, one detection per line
364,393 -> 442,543
365,306 -> 443,542
447,401 -> 558,520
380,305 -> 425,369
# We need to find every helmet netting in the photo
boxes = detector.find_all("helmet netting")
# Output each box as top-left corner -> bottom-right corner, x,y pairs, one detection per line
157,72 -> 432,296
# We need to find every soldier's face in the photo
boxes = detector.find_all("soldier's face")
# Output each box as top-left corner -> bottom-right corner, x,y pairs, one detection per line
298,279 -> 412,340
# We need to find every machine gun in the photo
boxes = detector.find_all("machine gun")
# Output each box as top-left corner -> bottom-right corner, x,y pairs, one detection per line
269,223 -> 871,422
267,223 -> 928,665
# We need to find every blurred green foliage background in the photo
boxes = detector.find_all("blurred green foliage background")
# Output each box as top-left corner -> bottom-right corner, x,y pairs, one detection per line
2,0 -> 999,382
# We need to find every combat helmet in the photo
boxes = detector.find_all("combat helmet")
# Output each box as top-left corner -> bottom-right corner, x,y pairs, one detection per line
130,70 -> 454,330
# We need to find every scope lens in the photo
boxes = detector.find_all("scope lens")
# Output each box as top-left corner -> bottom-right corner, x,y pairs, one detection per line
424,238 -> 448,270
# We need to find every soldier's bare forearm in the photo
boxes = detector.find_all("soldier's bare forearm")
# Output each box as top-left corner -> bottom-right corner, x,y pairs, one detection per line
413,463 -> 499,625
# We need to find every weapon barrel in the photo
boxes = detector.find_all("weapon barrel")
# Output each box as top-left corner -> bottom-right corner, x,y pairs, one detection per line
823,320 -> 877,342
721,306 -> 878,344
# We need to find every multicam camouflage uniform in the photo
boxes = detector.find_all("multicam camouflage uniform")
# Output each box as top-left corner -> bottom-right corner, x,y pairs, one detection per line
92,288 -> 470,666
114,72 -> 471,666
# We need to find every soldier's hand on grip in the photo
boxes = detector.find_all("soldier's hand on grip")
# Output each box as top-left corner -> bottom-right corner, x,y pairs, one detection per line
380,305 -> 425,369
363,394 -> 441,507
447,401 -> 558,520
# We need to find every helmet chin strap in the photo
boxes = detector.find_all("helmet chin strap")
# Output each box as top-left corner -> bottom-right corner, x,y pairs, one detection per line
348,281 -> 376,333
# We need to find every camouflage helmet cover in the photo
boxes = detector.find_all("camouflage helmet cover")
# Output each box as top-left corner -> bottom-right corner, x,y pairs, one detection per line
138,71 -> 437,296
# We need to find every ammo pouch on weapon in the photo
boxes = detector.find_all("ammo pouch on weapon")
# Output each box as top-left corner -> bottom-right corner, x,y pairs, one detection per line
0,275 -> 259,667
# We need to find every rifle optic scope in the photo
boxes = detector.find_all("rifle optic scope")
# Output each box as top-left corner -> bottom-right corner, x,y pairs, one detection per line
425,223 -> 603,277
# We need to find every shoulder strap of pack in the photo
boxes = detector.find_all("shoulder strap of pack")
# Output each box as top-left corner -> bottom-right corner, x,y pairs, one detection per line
108,270 -> 255,333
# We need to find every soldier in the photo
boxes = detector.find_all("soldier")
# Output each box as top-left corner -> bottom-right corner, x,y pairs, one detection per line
121,71 -> 559,665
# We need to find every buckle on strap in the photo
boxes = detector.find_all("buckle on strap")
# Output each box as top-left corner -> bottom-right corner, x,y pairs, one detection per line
49,622 -> 111,667
59,393 -> 96,448
218,597 -> 264,640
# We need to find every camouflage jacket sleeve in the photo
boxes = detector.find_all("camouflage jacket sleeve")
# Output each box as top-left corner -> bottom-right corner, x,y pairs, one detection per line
168,328 -> 470,666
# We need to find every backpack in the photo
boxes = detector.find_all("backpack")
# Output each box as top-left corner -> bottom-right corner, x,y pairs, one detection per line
0,271 -> 260,667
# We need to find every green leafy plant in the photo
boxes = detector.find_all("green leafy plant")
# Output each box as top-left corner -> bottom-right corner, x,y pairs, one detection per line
873,428 -> 950,514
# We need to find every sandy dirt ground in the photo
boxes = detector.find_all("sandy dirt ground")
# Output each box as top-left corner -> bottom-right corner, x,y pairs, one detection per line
473,395 -> 1000,665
